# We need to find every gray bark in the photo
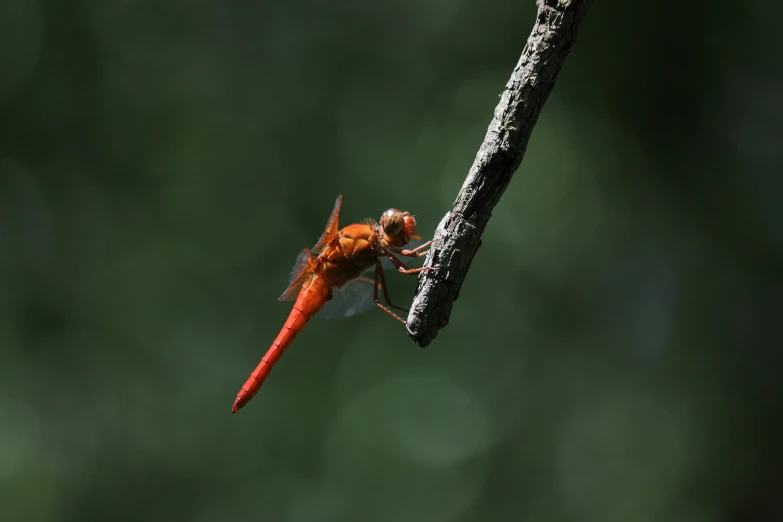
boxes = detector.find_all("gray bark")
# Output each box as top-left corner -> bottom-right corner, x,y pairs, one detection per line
406,0 -> 594,346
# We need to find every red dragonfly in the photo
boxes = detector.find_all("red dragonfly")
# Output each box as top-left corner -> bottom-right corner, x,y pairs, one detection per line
232,194 -> 434,413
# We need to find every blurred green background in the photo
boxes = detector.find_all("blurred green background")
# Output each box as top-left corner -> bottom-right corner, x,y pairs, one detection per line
1,0 -> 782,521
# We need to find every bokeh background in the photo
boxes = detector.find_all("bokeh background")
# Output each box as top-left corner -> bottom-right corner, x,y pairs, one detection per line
1,0 -> 782,521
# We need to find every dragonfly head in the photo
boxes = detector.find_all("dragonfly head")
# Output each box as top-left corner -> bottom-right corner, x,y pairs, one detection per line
381,208 -> 418,247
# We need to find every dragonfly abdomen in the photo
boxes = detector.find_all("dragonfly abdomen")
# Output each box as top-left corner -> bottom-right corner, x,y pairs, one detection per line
232,277 -> 331,413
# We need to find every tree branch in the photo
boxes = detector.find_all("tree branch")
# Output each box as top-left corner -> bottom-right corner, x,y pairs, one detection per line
406,0 -> 593,346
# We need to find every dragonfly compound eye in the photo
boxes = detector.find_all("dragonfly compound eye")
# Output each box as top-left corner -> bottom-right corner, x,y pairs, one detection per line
381,208 -> 404,237
402,212 -> 417,237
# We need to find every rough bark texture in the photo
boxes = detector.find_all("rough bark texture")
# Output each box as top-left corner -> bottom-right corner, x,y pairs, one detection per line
406,0 -> 593,347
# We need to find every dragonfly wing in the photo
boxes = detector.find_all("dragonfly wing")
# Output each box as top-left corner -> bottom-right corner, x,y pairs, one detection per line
279,249 -> 317,301
281,209 -> 427,316
317,274 -> 377,319
317,238 -> 429,319
312,194 -> 342,254
280,194 -> 342,301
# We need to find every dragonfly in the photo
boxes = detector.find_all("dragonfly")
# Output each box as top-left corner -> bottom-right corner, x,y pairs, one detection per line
232,194 -> 435,413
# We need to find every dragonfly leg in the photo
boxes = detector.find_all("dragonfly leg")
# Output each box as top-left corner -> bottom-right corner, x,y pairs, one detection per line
373,261 -> 409,326
374,260 -> 409,313
387,240 -> 433,258
400,239 -> 433,257
385,252 -> 438,275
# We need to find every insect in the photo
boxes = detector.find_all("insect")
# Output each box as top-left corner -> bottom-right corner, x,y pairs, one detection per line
232,194 -> 434,413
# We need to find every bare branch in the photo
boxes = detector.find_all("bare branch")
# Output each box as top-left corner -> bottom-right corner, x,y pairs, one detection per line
406,0 -> 593,346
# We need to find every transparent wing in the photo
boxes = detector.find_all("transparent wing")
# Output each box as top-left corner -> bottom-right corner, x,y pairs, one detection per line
278,194 -> 344,302
316,272 -> 378,319
280,214 -> 428,318
312,194 -> 343,254
315,245 -> 426,320
278,249 -> 317,302
278,247 -> 398,309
